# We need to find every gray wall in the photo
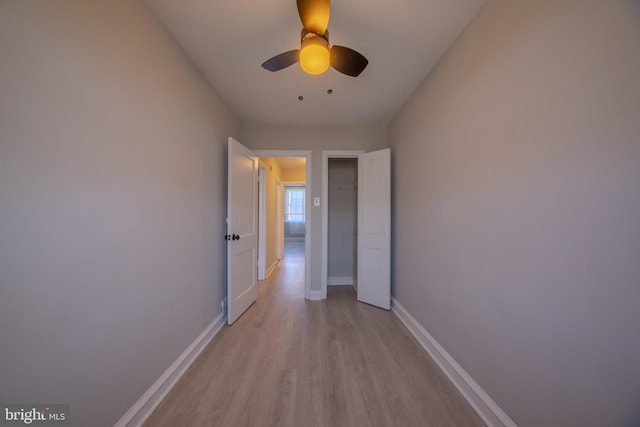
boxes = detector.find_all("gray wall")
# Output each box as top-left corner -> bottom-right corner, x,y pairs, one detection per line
243,124 -> 386,292
0,1 -> 240,426
388,1 -> 640,426
328,159 -> 358,279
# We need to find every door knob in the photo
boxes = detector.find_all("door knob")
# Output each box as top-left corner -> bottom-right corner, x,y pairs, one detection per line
232,234 -> 240,241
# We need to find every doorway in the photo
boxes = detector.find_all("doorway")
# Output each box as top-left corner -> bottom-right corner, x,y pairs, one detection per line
321,148 -> 391,308
254,150 -> 312,300
321,150 -> 363,299
327,158 -> 358,290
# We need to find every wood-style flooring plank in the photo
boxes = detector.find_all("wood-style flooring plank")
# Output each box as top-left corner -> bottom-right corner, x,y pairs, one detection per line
143,243 -> 485,427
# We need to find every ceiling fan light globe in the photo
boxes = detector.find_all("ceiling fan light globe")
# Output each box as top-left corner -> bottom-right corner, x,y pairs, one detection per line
299,36 -> 330,75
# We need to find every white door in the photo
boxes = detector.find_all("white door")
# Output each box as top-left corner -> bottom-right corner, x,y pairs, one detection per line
357,148 -> 391,310
227,137 -> 258,324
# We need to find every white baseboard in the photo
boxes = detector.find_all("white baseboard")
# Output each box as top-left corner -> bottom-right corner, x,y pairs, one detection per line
265,259 -> 279,279
391,297 -> 517,427
328,276 -> 354,286
307,290 -> 323,301
114,312 -> 226,427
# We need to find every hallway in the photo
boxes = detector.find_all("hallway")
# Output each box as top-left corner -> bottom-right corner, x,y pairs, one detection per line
143,243 -> 484,426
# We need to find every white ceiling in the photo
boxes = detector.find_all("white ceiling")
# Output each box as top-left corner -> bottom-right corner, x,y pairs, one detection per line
147,0 -> 486,126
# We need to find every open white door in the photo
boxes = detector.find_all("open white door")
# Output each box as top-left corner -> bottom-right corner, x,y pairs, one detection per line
227,137 -> 258,324
357,148 -> 391,310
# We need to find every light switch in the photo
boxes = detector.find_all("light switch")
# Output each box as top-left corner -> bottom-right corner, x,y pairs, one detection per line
314,197 -> 320,207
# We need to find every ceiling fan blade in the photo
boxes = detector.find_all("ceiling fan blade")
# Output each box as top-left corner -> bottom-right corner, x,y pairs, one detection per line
330,45 -> 368,77
297,0 -> 330,35
261,50 -> 300,71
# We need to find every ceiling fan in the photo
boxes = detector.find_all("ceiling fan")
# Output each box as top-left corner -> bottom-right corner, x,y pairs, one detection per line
261,0 -> 368,77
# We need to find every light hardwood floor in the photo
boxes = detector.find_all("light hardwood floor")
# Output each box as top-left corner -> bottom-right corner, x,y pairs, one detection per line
143,243 -> 485,426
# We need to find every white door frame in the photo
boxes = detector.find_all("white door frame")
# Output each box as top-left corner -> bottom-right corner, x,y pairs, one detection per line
257,161 -> 267,281
321,150 -> 364,299
254,150 -> 312,300
275,179 -> 284,260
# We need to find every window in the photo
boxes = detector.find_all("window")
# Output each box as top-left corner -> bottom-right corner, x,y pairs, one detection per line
284,187 -> 305,223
